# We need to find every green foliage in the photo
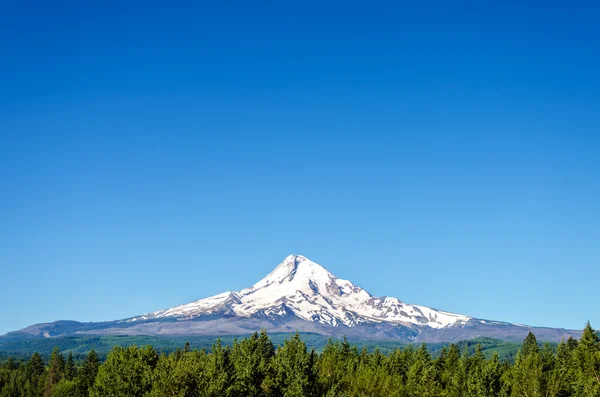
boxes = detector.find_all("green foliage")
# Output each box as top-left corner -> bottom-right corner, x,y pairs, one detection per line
508,347 -> 543,396
272,332 -> 316,397
90,345 -> 158,397
522,332 -> 540,357
64,353 -> 75,381
230,330 -> 275,396
0,324 -> 598,397
51,379 -> 77,397
571,322 -> 600,397
76,348 -> 99,396
149,349 -> 208,397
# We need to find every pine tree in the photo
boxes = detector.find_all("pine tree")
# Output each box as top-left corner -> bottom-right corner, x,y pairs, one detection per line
272,332 -> 316,397
44,347 -> 66,397
579,322 -> 600,351
523,332 -> 540,356
76,348 -> 99,396
350,347 -> 403,397
21,352 -> 46,397
440,343 -> 460,395
204,339 -> 234,397
546,339 -> 573,397
466,344 -> 486,397
5,356 -> 18,371
405,343 -> 440,397
509,333 -> 542,397
539,342 -> 555,395
316,338 -> 352,395
230,330 -> 275,397
567,336 -> 579,352
573,322 -> 600,396
447,347 -> 469,397
483,352 -> 503,397
386,346 -> 409,383
27,352 -> 45,379
64,353 -> 76,381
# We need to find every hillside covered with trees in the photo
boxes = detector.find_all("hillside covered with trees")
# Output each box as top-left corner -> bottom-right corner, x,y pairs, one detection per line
1,323 -> 598,397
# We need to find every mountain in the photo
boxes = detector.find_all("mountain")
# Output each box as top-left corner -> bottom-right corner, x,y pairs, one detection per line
131,254 -> 471,329
3,255 -> 580,343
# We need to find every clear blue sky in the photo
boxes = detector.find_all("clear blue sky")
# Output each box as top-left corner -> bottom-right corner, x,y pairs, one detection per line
1,1 -> 598,336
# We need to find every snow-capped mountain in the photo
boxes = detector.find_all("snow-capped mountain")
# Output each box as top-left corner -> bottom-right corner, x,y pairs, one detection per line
5,254 -> 580,343
131,255 -> 470,329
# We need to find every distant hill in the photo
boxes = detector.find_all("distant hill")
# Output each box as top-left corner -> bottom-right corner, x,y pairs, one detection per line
0,332 -> 529,364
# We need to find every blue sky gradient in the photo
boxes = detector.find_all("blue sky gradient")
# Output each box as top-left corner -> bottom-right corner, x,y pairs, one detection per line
1,1 -> 599,335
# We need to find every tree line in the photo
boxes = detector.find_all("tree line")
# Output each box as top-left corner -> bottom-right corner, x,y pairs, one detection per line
0,322 -> 598,397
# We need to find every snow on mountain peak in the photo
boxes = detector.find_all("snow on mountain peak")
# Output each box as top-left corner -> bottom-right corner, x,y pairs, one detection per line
249,254 -> 335,290
136,254 -> 471,329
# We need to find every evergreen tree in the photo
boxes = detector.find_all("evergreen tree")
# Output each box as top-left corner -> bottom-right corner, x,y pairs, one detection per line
546,339 -> 573,397
434,345 -> 447,386
386,346 -> 410,383
540,342 -> 556,395
150,350 -> 207,397
351,349 -> 403,397
440,344 -> 460,395
64,353 -> 76,382
44,347 -> 66,397
316,338 -> 355,396
272,332 -> 316,397
447,347 -> 469,397
25,352 -> 46,397
485,352 -> 504,397
90,345 -> 158,397
579,322 -> 600,351
573,322 -> 600,397
203,339 -> 234,397
523,332 -> 540,356
230,330 -> 275,397
27,352 -> 45,379
509,333 -> 542,397
406,343 -> 440,397
567,336 -> 579,352
466,344 -> 487,397
76,348 -> 99,396
4,357 -> 18,371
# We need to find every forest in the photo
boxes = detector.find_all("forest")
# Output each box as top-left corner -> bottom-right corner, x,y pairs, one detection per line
0,323 -> 598,397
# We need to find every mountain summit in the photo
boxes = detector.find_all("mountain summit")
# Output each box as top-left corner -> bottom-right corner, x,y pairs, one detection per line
7,255 -> 580,343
